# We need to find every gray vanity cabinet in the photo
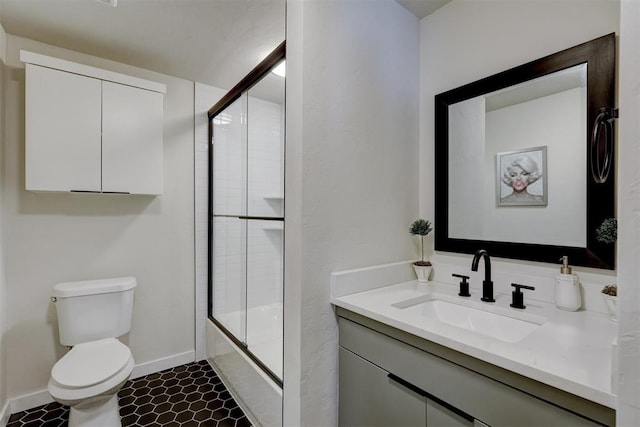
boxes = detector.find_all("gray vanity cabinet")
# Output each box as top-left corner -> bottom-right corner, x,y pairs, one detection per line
340,347 -> 472,427
337,308 -> 613,427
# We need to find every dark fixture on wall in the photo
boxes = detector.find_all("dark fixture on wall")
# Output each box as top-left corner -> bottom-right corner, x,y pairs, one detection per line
590,106 -> 618,184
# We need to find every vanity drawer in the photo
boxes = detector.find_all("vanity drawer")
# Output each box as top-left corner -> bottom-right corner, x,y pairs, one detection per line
339,347 -> 428,426
339,315 -> 606,427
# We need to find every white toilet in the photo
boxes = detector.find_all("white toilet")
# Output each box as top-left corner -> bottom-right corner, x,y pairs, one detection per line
48,277 -> 137,427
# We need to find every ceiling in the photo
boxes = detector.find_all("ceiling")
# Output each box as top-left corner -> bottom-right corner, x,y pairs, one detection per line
0,0 -> 448,90
0,0 -> 286,90
396,0 -> 451,18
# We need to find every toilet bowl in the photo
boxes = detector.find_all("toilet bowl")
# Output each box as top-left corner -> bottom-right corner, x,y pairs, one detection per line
48,338 -> 134,426
49,277 -> 137,427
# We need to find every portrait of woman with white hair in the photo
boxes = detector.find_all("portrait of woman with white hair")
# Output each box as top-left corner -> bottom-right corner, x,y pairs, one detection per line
497,146 -> 547,206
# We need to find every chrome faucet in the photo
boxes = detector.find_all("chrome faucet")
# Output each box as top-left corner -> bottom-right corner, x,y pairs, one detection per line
471,249 -> 495,302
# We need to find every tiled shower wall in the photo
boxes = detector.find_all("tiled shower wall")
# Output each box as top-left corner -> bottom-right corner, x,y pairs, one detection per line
246,97 -> 284,310
247,99 -> 285,217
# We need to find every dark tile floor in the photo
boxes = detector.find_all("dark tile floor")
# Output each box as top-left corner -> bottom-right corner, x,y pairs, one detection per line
7,360 -> 252,427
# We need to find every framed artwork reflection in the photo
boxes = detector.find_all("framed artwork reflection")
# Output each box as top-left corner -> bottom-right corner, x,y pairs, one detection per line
497,146 -> 547,207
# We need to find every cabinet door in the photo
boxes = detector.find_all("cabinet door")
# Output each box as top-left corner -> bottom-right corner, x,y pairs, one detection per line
339,347 -> 426,427
102,81 -> 163,194
427,398 -> 474,427
25,64 -> 102,192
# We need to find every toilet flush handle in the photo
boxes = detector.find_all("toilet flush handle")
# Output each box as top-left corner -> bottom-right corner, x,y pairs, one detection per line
50,297 -> 57,303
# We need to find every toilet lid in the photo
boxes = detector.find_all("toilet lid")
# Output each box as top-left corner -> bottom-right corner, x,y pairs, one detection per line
51,338 -> 131,388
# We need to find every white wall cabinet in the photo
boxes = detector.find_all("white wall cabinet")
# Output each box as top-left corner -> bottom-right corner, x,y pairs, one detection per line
22,51 -> 166,195
101,81 -> 163,194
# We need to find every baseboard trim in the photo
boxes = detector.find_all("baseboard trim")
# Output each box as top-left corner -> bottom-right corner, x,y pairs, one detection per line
130,350 -> 195,380
9,389 -> 53,415
6,350 -> 196,417
0,399 -> 11,427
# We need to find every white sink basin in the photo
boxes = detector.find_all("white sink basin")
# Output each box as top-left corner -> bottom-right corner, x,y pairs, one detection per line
392,294 -> 546,343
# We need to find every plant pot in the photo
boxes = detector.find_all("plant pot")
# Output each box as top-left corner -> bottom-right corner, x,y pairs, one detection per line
413,264 -> 432,283
602,294 -> 617,321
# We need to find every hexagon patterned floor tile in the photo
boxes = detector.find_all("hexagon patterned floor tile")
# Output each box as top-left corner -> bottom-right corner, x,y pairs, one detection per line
7,360 -> 252,427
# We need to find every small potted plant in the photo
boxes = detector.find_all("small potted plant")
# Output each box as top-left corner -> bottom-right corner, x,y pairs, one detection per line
410,219 -> 433,282
596,217 -> 617,244
597,218 -> 617,320
601,284 -> 617,321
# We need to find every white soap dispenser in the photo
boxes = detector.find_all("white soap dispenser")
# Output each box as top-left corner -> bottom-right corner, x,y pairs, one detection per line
554,256 -> 581,311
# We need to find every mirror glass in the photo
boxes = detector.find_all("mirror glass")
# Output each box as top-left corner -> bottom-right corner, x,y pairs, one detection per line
435,34 -> 616,269
448,64 -> 587,247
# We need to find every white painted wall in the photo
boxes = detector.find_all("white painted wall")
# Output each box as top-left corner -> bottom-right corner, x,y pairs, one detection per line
616,1 -> 640,423
284,0 -> 420,424
1,35 -> 196,403
420,0 -> 619,308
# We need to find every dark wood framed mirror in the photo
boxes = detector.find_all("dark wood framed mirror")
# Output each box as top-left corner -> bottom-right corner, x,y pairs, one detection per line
435,33 -> 616,269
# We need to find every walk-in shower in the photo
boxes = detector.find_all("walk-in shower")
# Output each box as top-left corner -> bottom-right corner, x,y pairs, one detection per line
207,43 -> 285,426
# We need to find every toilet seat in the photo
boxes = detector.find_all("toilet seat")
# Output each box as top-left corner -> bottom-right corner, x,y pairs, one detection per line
52,338 -> 131,388
49,339 -> 134,403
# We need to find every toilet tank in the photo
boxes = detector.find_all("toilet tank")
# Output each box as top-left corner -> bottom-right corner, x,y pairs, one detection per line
52,277 -> 136,346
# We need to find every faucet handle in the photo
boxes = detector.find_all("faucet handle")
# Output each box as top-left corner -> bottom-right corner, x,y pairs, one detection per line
510,283 -> 535,309
452,274 -> 471,297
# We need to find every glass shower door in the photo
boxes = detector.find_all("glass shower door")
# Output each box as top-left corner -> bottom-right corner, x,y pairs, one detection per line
210,62 -> 285,382
245,72 -> 285,380
211,95 -> 247,344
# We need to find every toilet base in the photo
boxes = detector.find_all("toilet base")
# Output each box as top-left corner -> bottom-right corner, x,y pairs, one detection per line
68,394 -> 121,427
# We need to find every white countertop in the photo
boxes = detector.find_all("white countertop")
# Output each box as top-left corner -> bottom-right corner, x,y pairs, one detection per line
331,279 -> 617,409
